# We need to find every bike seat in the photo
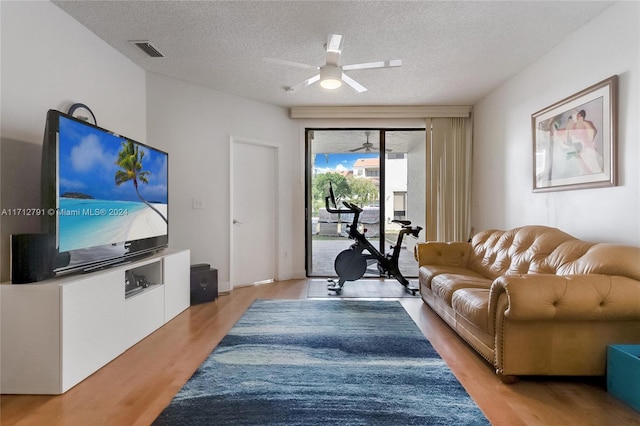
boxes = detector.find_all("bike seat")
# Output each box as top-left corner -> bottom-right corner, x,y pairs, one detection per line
392,219 -> 411,226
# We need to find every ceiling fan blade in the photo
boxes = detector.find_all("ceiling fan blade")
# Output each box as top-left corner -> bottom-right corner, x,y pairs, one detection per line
325,34 -> 343,66
342,59 -> 402,71
348,146 -> 366,152
264,57 -> 318,70
342,73 -> 367,93
286,74 -> 320,92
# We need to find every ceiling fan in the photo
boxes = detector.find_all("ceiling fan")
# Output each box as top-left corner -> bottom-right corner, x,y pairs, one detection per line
265,34 -> 401,93
349,132 -> 391,152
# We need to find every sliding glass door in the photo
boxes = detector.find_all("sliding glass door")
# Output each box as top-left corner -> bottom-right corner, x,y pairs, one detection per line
306,129 -> 425,279
307,130 -> 379,277
383,130 -> 426,278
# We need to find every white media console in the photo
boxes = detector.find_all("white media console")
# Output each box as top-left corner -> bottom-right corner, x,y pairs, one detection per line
0,249 -> 190,394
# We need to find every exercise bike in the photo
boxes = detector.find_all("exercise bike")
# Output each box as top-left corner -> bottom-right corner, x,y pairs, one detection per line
324,183 -> 422,295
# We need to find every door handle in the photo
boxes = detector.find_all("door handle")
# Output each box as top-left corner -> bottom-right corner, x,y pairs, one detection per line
233,219 -> 242,225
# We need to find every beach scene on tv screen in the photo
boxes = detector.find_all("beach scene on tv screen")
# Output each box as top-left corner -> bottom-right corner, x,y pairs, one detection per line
57,116 -> 168,253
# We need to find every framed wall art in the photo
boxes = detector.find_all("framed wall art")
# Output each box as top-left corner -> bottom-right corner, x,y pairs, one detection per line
532,75 -> 617,192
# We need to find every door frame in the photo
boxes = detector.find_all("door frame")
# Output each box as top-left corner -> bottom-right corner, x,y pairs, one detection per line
305,127 -> 424,278
229,135 -> 280,290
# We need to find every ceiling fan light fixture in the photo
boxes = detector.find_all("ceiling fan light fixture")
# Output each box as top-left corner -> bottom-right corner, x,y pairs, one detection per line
272,34 -> 399,93
320,65 -> 342,89
320,78 -> 342,90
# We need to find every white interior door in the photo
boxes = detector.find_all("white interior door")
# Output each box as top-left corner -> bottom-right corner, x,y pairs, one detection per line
230,137 -> 277,288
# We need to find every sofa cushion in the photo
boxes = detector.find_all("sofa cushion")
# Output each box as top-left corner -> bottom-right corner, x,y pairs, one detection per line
419,265 -> 485,290
431,273 -> 492,306
452,288 -> 491,334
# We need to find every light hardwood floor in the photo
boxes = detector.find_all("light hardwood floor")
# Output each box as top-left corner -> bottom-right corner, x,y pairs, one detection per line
2,279 -> 639,425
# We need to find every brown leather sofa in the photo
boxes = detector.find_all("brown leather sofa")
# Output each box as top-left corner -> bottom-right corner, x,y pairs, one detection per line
414,225 -> 640,380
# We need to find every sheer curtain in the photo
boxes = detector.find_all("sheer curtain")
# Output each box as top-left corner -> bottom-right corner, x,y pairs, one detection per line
425,117 -> 472,242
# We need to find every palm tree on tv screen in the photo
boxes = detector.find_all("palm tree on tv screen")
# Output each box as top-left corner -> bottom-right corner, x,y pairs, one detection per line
115,140 -> 168,224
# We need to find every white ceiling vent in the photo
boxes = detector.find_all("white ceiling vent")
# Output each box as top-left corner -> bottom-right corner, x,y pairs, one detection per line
129,40 -> 164,58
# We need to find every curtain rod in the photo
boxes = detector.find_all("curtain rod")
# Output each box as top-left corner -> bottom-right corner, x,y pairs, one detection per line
289,105 -> 471,119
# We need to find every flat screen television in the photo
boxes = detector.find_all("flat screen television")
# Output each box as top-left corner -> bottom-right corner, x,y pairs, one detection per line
41,109 -> 169,274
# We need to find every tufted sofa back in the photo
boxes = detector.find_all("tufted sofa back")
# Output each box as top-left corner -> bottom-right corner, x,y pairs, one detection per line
551,243 -> 640,281
467,225 -> 640,281
468,226 -> 577,279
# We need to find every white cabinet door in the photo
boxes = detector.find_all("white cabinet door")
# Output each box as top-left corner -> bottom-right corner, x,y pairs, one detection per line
60,270 -> 126,392
0,284 -> 61,394
125,284 -> 165,347
163,249 -> 190,321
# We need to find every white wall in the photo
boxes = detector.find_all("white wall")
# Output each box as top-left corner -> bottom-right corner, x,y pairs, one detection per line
146,73 -> 297,291
472,1 -> 640,245
0,1 -> 146,282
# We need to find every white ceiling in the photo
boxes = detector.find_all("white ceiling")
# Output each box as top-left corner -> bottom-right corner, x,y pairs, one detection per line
53,1 -> 613,108
310,129 -> 424,154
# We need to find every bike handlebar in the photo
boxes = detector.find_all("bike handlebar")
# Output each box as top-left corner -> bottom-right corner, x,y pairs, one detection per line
324,199 -> 362,215
325,182 -> 362,214
324,183 -> 421,238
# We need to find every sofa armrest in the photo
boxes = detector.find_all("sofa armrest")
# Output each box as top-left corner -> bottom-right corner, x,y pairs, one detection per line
414,241 -> 471,267
488,274 -> 640,323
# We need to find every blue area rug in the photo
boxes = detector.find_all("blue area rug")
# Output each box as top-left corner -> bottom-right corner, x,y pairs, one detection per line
153,300 -> 489,425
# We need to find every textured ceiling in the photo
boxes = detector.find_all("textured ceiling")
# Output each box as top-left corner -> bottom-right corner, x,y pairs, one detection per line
53,1 -> 613,108
310,129 -> 425,155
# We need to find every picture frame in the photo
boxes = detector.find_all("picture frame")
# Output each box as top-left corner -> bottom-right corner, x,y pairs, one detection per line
532,75 -> 617,192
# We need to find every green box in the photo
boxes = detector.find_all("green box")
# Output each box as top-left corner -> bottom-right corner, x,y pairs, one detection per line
607,345 -> 640,412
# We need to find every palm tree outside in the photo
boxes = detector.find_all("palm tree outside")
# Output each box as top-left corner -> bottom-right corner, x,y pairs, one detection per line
115,140 -> 168,224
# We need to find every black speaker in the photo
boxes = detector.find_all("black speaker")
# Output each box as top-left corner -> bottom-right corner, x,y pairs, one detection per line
190,264 -> 218,305
11,233 -> 55,284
